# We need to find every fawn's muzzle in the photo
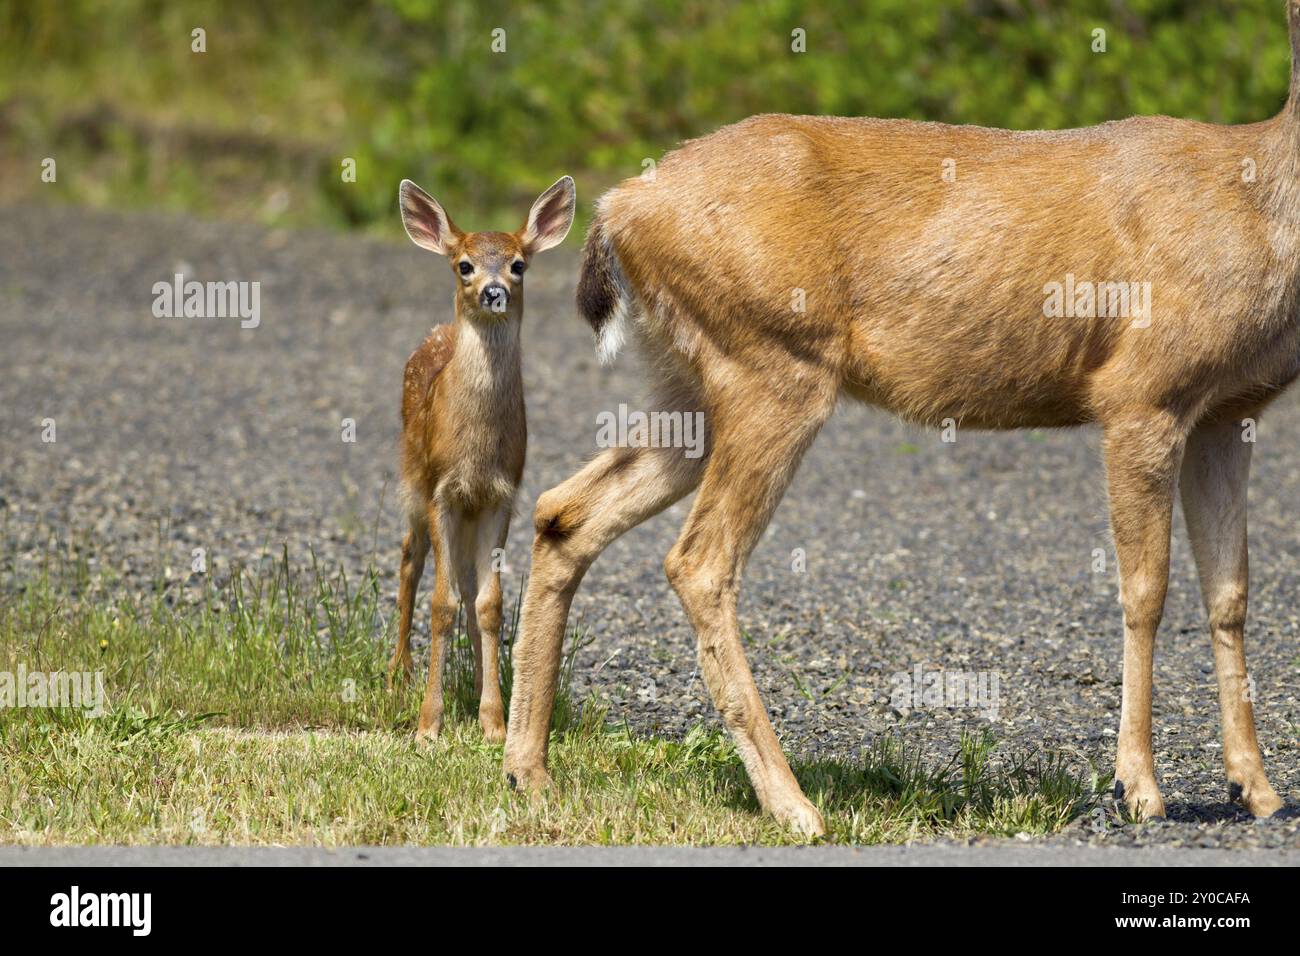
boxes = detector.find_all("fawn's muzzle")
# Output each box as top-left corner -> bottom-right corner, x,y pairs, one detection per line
480,283 -> 510,312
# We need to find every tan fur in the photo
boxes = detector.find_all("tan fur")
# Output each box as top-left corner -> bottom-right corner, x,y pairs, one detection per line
504,5 -> 1300,832
390,177 -> 575,742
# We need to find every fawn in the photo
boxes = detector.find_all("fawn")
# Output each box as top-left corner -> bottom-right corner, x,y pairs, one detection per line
503,3 -> 1300,834
390,175 -> 575,741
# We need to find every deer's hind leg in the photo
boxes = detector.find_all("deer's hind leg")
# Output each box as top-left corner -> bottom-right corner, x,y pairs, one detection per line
389,511 -> 430,688
503,394 -> 708,787
417,504 -> 457,740
1180,418 -> 1283,817
663,366 -> 839,838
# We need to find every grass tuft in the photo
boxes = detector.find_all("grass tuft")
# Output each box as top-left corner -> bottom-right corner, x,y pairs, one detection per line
0,535 -> 1107,845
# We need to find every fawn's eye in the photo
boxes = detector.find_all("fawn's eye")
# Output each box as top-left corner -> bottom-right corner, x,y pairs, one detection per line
511,260 -> 526,276
458,261 -> 473,276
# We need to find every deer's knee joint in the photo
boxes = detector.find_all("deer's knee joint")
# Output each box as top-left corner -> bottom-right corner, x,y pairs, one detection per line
1122,606 -> 1164,634
525,499 -> 586,600
663,544 -> 694,597
431,597 -> 458,631
1207,587 -> 1247,633
401,534 -> 427,567
532,487 -> 580,541
665,546 -> 731,615
475,591 -> 503,634
1120,575 -> 1167,632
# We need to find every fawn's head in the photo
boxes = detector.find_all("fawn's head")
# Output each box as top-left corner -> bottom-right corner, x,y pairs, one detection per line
399,176 -> 576,319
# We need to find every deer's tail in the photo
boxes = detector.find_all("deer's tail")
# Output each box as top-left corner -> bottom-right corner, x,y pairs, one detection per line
575,213 -> 631,364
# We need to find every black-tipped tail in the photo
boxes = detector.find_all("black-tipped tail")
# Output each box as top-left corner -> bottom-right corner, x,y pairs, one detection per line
575,218 -> 629,361
576,218 -> 616,333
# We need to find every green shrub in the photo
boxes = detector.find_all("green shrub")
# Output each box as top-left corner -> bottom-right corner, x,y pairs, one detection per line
0,0 -> 1290,229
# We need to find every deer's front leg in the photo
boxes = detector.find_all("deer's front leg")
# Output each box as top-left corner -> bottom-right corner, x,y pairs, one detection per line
1180,419 -> 1283,817
1103,414 -> 1185,821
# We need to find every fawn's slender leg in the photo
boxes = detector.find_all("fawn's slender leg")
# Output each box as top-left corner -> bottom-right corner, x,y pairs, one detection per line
449,509 -> 507,742
503,442 -> 707,787
472,503 -> 511,742
451,515 -> 483,695
1179,419 -> 1284,817
1104,413 -> 1186,820
417,505 -> 457,740
388,513 -> 429,688
662,383 -> 836,838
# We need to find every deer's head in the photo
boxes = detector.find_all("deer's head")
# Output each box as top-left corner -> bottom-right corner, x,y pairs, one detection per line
399,177 -> 576,320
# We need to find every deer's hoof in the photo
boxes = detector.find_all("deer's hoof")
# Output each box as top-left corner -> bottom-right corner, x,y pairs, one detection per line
504,763 -> 553,793
1114,776 -> 1166,821
1229,776 -> 1284,818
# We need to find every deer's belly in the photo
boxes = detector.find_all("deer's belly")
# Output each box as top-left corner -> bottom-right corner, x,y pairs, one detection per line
438,461 -> 518,513
843,315 -> 1100,430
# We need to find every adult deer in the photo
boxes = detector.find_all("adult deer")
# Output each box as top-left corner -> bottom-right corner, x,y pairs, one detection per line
390,176 -> 575,741
503,6 -> 1300,835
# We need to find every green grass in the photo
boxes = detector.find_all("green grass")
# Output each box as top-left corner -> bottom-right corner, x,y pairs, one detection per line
0,540 -> 1109,845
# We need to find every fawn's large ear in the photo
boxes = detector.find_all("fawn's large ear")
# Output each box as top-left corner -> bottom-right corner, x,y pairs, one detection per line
399,179 -> 460,255
520,176 -> 576,254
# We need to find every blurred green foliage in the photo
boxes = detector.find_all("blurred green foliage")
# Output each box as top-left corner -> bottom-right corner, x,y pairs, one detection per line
0,0 -> 1292,232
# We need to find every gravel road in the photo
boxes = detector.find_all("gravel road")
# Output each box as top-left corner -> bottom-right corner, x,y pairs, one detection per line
3,202 -> 1299,849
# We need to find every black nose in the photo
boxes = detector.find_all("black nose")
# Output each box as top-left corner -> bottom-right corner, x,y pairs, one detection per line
480,283 -> 509,311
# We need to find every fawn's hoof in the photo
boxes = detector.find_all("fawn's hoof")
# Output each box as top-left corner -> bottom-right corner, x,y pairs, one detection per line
386,657 -> 414,690
415,716 -> 443,742
479,702 -> 506,744
480,717 -> 506,745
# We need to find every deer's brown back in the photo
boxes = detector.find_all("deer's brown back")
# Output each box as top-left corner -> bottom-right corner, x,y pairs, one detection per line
600,113 -> 1300,429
